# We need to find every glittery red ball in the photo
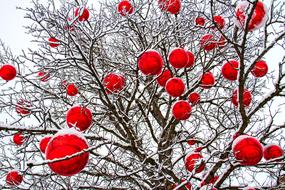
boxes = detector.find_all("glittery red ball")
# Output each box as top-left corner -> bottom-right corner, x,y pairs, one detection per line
75,7 -> 90,21
157,69 -> 172,87
0,64 -> 17,81
66,106 -> 92,131
231,89 -> 252,107
185,152 -> 205,173
165,77 -> 185,97
200,72 -> 215,89
169,48 -> 189,69
172,100 -> 192,120
118,0 -> 134,16
221,60 -> 239,81
138,50 -> 164,75
251,60 -> 268,78
263,144 -> 284,161
158,0 -> 181,15
66,83 -> 79,96
6,171 -> 23,186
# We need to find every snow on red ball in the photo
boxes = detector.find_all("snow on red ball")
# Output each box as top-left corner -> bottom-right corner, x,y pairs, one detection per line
251,60 -> 268,78
138,50 -> 164,76
157,69 -> 172,87
75,7 -> 90,21
48,37 -> 60,48
6,170 -> 23,186
16,100 -> 31,115
213,15 -> 225,29
200,72 -> 215,89
235,1 -> 267,31
263,144 -> 284,161
173,179 -> 192,190
195,17 -> 206,26
221,60 -> 239,81
66,106 -> 92,131
165,77 -> 185,97
38,71 -> 50,82
185,51 -> 195,68
45,129 -> 89,176
185,152 -> 205,173
232,135 -> 263,166
13,133 -> 24,146
172,100 -> 192,120
118,0 -> 134,16
39,136 -> 52,153
169,48 -> 189,69
200,34 -> 217,51
66,83 -> 79,96
188,92 -> 200,106
103,73 -> 126,94
0,64 -> 17,81
231,89 -> 252,107
158,0 -> 181,15
187,139 -> 196,146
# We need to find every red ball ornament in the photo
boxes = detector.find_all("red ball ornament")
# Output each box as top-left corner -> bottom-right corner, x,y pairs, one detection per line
217,36 -> 227,48
187,139 -> 196,146
39,136 -> 52,153
200,72 -> 215,89
213,15 -> 225,29
118,0 -> 134,16
16,99 -> 31,115
38,71 -> 50,82
221,60 -> 239,81
48,37 -> 60,48
158,0 -> 181,15
251,60 -> 268,78
6,171 -> 23,186
195,17 -> 206,26
66,83 -> 79,96
157,69 -> 172,87
231,89 -> 252,107
66,106 -> 92,131
185,51 -> 195,68
103,73 -> 126,94
235,1 -> 267,31
232,135 -> 263,166
173,179 -> 192,190
172,100 -> 192,120
165,77 -> 185,97
75,7 -> 90,21
169,48 -> 189,69
0,64 -> 17,81
185,152 -> 205,173
263,144 -> 284,161
188,92 -> 200,106
45,129 -> 89,176
138,50 -> 164,76
200,34 -> 217,51
13,133 -> 24,146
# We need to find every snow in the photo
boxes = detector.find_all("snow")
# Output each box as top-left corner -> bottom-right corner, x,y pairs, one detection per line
51,128 -> 89,146
232,134 -> 250,150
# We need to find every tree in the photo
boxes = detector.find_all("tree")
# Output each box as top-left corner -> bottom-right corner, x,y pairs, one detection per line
0,0 -> 285,189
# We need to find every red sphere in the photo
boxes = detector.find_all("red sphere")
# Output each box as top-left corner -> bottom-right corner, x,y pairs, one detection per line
169,48 -> 189,69
39,136 -> 52,153
103,73 -> 126,94
138,50 -> 164,76
48,37 -> 60,48
157,69 -> 172,87
200,34 -> 217,51
0,64 -> 17,81
75,7 -> 90,21
165,77 -> 185,97
185,152 -> 205,173
185,51 -> 195,68
173,179 -> 192,190
217,36 -> 227,48
231,89 -> 252,107
66,106 -> 92,131
251,60 -> 268,78
118,0 -> 134,16
172,100 -> 192,120
195,17 -> 206,26
6,171 -> 23,186
188,92 -> 200,106
235,1 -> 267,31
187,139 -> 196,146
213,15 -> 225,29
45,129 -> 89,176
158,0 -> 181,15
263,144 -> 284,161
66,83 -> 79,96
16,100 -> 31,115
13,133 -> 24,146
38,71 -> 50,82
200,72 -> 215,89
221,60 -> 239,81
232,135 -> 263,166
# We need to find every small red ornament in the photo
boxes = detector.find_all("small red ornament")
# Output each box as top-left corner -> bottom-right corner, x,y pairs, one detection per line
0,64 -> 17,81
16,99 -> 31,115
138,50 -> 164,76
45,129 -> 89,176
165,77 -> 185,97
263,144 -> 284,161
39,136 -> 52,153
172,100 -> 192,120
13,133 -> 24,146
6,170 -> 23,186
187,139 -> 196,146
158,0 -> 181,15
75,7 -> 90,21
185,152 -> 205,173
118,0 -> 134,16
217,35 -> 227,48
169,48 -> 189,69
221,60 -> 239,81
48,37 -> 60,48
66,83 -> 79,96
195,17 -> 206,26
66,106 -> 92,131
157,69 -> 172,87
213,15 -> 225,29
188,92 -> 200,106
173,179 -> 192,190
251,60 -> 268,78
103,73 -> 126,94
200,34 -> 217,51
185,51 -> 195,68
231,89 -> 252,107
232,135 -> 263,166
200,72 -> 215,89
38,71 -> 50,82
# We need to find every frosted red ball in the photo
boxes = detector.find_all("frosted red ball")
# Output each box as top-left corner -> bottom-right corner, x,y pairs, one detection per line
172,100 -> 192,120
103,73 -> 126,94
118,0 -> 134,16
195,17 -> 206,26
48,37 -> 60,48
157,69 -> 172,87
0,64 -> 17,81
165,77 -> 185,97
185,152 -> 205,173
213,15 -> 225,29
200,34 -> 217,51
200,72 -> 215,89
6,171 -> 23,186
158,0 -> 181,15
263,144 -> 284,161
138,50 -> 164,75
75,7 -> 90,21
13,133 -> 24,146
16,100 -> 31,115
38,71 -> 50,82
39,136 -> 52,153
185,51 -> 195,68
169,48 -> 189,69
66,83 -> 78,96
188,92 -> 200,106
231,89 -> 252,107
221,60 -> 239,81
251,60 -> 268,78
66,106 -> 92,131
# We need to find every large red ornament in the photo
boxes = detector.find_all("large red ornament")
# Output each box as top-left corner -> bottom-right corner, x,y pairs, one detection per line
188,92 -> 200,106
185,152 -> 205,173
200,72 -> 215,89
185,51 -> 195,68
158,0 -> 181,15
75,7 -> 90,21
232,135 -> 263,166
66,83 -> 79,96
16,99 -> 31,115
235,1 -> 267,31
221,60 -> 239,81
157,69 -> 172,87
66,106 -> 92,131
231,89 -> 252,107
263,144 -> 284,161
118,0 -> 134,16
138,50 -> 164,76
173,179 -> 192,190
172,100 -> 192,120
195,17 -> 206,26
45,129 -> 89,176
200,34 -> 217,51
213,15 -> 225,29
165,77 -> 185,97
169,48 -> 189,69
39,136 -> 52,153
13,133 -> 24,146
103,73 -> 126,94
0,64 -> 17,81
6,171 -> 23,186
251,60 -> 268,78
48,37 -> 60,48
38,71 -> 50,82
